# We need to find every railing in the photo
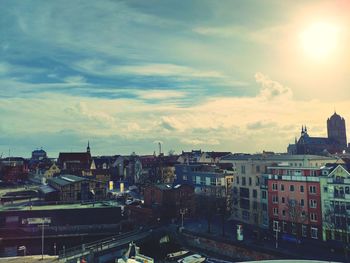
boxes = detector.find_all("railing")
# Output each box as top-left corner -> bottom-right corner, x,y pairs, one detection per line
58,227 -> 154,260
0,223 -> 125,238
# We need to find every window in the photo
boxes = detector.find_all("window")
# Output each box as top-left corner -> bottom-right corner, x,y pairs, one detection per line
210,177 -> 216,186
300,185 -> 304,193
290,185 -> 295,192
253,201 -> 258,210
253,213 -> 260,224
262,203 -> 267,211
262,190 -> 267,199
242,211 -> 250,221
253,189 -> 257,198
255,176 -> 260,186
346,187 -> 350,195
182,175 -> 187,181
302,225 -> 307,237
241,165 -> 246,174
242,177 -> 246,186
280,184 -> 285,191
310,213 -> 318,222
282,221 -> 287,232
272,183 -> 278,191
281,197 -> 285,204
240,187 -> 249,198
323,186 -> 328,193
300,199 -> 305,207
249,177 -> 252,186
273,207 -> 279,216
256,165 -> 260,173
282,210 -> 286,217
310,199 -> 317,208
236,176 -> 239,184
311,227 -> 318,239
309,185 -> 317,194
233,187 -> 238,194
292,223 -> 297,234
272,195 -> 278,203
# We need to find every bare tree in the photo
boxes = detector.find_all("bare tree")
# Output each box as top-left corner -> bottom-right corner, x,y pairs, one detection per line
286,198 -> 308,244
323,201 -> 350,259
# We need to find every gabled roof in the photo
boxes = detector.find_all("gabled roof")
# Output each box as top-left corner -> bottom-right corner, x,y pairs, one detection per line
48,174 -> 87,187
58,152 -> 91,164
39,185 -> 57,194
92,156 -> 117,169
327,164 -> 350,178
204,151 -> 231,159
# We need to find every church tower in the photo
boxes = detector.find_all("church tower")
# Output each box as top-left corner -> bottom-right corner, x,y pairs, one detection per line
327,112 -> 347,148
87,141 -> 91,154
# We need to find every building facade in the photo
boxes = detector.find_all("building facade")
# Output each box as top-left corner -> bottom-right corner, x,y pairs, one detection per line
48,174 -> 106,202
220,154 -> 339,227
174,163 -> 234,198
267,167 -> 322,241
320,164 -> 350,243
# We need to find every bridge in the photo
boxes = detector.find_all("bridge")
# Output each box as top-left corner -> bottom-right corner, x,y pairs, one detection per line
59,226 -> 162,263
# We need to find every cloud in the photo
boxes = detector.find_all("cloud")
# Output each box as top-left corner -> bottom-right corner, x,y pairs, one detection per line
255,72 -> 293,100
63,75 -> 87,84
73,59 -> 225,80
118,63 -> 224,78
134,90 -> 187,100
246,121 -> 276,130
181,138 -> 220,146
193,25 -> 286,44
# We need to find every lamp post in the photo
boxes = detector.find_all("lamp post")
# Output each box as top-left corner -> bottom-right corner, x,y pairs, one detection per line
274,221 -> 281,249
38,218 -> 49,260
180,208 -> 187,228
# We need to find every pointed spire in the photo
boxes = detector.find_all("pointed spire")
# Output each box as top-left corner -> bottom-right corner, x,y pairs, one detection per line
304,125 -> 307,133
87,141 -> 91,153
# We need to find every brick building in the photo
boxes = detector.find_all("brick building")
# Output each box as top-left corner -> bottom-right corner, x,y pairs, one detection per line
143,184 -> 195,221
267,166 -> 323,240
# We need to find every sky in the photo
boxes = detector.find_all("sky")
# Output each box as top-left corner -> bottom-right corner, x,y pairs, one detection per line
0,0 -> 350,157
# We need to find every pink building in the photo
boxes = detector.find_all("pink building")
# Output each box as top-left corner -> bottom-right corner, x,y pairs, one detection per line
268,166 -> 322,240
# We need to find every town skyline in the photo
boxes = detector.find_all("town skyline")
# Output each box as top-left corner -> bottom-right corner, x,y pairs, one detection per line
1,0 -> 349,157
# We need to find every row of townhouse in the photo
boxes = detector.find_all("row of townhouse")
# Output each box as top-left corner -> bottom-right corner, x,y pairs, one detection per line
219,153 -> 350,243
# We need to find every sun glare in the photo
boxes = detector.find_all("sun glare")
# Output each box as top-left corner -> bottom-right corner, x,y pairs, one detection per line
300,22 -> 339,61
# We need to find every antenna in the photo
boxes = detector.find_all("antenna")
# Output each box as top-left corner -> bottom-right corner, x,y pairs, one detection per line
158,142 -> 162,156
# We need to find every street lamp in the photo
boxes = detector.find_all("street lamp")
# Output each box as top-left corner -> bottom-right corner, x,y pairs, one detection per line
38,218 -> 50,260
273,221 -> 281,249
180,208 -> 187,228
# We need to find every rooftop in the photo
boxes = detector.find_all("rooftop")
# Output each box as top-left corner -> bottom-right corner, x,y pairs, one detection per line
0,201 -> 120,212
220,154 -> 338,161
48,174 -> 87,186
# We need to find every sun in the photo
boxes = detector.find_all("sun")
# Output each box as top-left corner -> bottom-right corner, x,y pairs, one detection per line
300,22 -> 339,61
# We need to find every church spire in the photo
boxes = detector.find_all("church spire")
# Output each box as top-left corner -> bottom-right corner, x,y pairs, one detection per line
87,141 -> 91,154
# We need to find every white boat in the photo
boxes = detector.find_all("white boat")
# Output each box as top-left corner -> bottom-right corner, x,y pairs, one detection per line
177,254 -> 206,263
167,250 -> 189,259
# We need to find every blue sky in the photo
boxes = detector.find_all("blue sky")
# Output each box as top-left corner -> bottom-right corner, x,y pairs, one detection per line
1,0 -> 349,157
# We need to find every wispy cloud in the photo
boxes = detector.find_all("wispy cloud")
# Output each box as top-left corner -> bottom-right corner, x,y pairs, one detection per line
193,25 -> 286,44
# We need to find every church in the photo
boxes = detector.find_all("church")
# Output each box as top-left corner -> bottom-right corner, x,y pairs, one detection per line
288,112 -> 348,155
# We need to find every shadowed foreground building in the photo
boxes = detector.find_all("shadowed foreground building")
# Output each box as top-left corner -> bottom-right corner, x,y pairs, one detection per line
46,174 -> 106,202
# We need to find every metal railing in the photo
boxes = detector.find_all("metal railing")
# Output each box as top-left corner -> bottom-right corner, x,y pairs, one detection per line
58,227 -> 153,261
